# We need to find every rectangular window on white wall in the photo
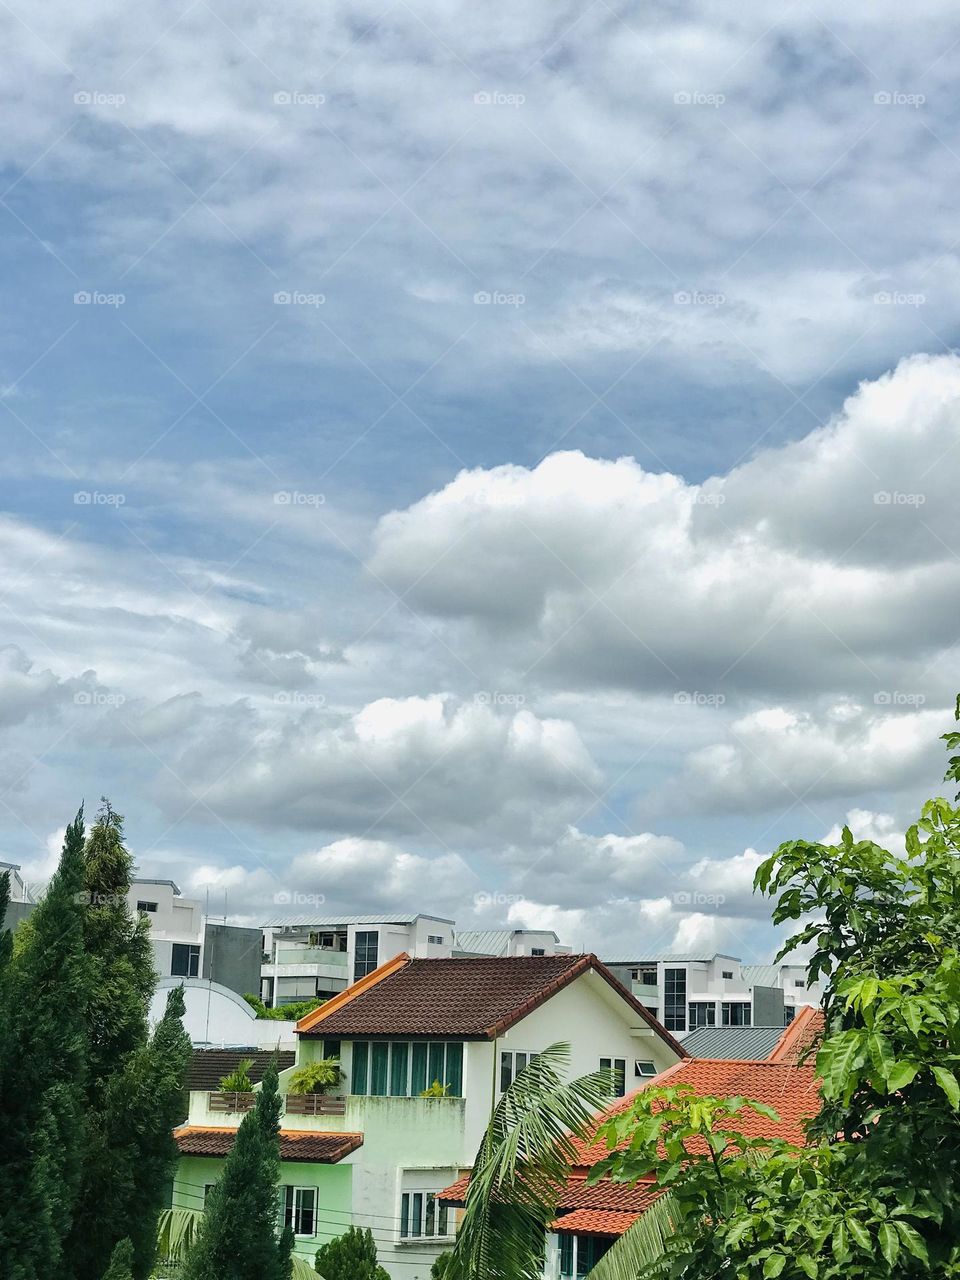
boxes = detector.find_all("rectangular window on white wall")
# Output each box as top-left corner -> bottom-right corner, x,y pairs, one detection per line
351,1041 -> 463,1097
599,1058 -> 626,1096
499,1050 -> 534,1091
400,1192 -> 451,1240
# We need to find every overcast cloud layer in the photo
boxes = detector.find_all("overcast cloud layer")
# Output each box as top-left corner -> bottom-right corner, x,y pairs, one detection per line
2,1 -> 960,960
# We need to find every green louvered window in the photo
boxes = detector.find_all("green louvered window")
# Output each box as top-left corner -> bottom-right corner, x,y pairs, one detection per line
390,1042 -> 409,1095
411,1042 -> 428,1094
444,1042 -> 463,1095
351,1042 -> 368,1094
370,1042 -> 389,1095
428,1042 -> 445,1091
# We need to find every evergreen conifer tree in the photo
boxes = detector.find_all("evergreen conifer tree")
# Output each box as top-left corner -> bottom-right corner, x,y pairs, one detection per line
315,1227 -> 391,1280
0,808 -> 89,1280
102,1239 -> 135,1280
182,1064 -> 293,1280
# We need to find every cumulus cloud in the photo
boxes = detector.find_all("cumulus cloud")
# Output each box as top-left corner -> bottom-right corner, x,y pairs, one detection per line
370,356 -> 960,701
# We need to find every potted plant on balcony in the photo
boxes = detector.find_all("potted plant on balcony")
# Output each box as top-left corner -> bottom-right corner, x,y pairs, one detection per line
211,1059 -> 256,1112
420,1080 -> 452,1098
286,1058 -> 345,1115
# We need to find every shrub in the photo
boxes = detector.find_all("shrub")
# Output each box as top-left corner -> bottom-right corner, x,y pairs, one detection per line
288,1058 -> 342,1095
218,1059 -> 254,1092
421,1080 -> 451,1097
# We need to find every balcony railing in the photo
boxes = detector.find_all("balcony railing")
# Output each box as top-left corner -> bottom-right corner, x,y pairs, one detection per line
208,1091 -> 256,1113
273,947 -> 349,966
284,1093 -> 347,1116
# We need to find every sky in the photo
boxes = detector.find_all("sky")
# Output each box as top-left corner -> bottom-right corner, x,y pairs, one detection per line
2,0 -> 960,962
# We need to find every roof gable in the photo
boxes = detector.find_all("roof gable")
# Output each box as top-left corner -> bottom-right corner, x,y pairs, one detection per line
297,953 -> 687,1055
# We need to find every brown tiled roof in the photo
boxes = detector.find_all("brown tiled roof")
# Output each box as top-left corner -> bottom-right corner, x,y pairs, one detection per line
298,953 -> 687,1055
184,1049 -> 295,1092
552,1208 -> 643,1235
175,1126 -> 362,1163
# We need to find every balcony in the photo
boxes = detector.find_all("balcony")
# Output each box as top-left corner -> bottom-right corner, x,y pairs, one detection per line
631,981 -> 660,1003
274,946 -> 348,966
208,1091 -> 256,1114
284,1094 -> 347,1116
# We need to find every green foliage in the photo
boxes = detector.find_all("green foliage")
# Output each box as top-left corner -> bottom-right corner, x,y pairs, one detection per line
244,993 -> 327,1021
421,1079 -> 452,1097
431,1251 -> 463,1280
0,807 -> 90,1280
452,1044 -> 617,1280
289,1058 -> 342,1094
218,1058 -> 255,1092
102,1238 -> 135,1280
315,1226 -> 390,1280
183,1065 -> 292,1280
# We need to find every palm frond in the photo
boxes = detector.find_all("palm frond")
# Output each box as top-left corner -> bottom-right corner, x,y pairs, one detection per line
583,1193 -> 676,1280
453,1043 -> 616,1280
156,1208 -> 205,1263
292,1254 -> 319,1279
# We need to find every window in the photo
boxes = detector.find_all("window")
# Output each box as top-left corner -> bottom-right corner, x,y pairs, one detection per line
427,934 -> 444,945
280,1186 -> 317,1237
645,1007 -> 658,1020
688,1002 -> 716,1029
599,1057 -> 626,1096
783,1007 -> 796,1025
354,931 -> 379,980
794,980 -> 805,988
559,1234 -> 613,1277
352,1041 -> 463,1097
171,943 -> 200,977
663,968 -> 687,1032
499,1050 -> 534,1091
721,1002 -> 752,1026
137,900 -> 158,913
721,969 -> 734,979
400,1191 -> 450,1240
634,1060 -> 656,1077
531,947 -> 546,956
634,966 -> 657,986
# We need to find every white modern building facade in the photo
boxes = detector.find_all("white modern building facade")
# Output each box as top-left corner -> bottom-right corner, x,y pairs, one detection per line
129,878 -> 206,980
604,952 -> 823,1039
260,913 -> 457,1008
454,929 -> 571,958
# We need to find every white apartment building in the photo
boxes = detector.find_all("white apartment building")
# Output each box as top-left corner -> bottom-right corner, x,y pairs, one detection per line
129,878 -> 205,980
0,860 -> 32,904
260,913 -> 457,1008
604,952 -> 823,1039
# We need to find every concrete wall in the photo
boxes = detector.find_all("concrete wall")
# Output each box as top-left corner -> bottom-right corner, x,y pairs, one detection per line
202,921 -> 262,996
2,900 -> 36,931
751,984 -> 785,1026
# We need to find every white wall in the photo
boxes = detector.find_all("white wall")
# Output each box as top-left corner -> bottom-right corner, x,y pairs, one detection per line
150,976 -> 297,1048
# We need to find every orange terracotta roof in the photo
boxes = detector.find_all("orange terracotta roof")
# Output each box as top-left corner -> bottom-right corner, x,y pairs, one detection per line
769,1005 -> 824,1064
561,1179 -> 660,1213
297,952 -> 687,1055
553,1209 -> 641,1235
174,1125 -> 362,1163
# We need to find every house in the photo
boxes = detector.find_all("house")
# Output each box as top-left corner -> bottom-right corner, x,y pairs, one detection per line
131,879 -> 262,997
454,929 -> 571,958
0,860 -> 34,930
440,1006 -> 823,1279
172,952 -> 686,1277
603,952 -> 823,1038
260,913 -> 458,1008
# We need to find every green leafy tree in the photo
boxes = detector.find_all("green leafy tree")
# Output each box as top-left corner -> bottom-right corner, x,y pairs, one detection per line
183,1064 -> 293,1280
0,808 -> 90,1280
315,1227 -> 390,1280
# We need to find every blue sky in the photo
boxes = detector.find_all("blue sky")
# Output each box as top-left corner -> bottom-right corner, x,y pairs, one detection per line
3,0 -> 960,959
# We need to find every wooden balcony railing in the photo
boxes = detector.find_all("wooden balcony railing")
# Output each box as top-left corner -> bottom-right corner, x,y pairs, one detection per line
208,1091 -> 256,1113
284,1093 -> 347,1116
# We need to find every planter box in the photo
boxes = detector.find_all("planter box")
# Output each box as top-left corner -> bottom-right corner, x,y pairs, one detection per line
284,1093 -> 347,1116
209,1091 -> 256,1113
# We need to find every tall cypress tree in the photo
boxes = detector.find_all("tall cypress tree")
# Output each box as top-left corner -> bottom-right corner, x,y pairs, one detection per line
102,1239 -> 135,1280
182,1065 -> 293,1280
0,808 -> 89,1280
0,870 -> 11,977
69,800 -> 183,1280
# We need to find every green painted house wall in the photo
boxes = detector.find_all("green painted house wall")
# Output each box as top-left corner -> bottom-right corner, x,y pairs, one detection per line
172,1155 -> 354,1262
